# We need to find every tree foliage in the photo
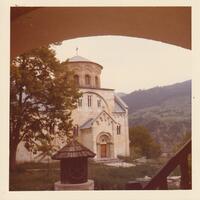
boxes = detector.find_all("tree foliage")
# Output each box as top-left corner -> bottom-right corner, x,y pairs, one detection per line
129,126 -> 161,159
172,131 -> 191,153
10,46 -> 81,170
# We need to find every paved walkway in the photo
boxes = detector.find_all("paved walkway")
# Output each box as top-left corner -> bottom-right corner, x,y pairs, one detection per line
105,162 -> 136,167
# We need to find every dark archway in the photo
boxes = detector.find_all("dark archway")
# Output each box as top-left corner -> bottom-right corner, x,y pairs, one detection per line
11,7 -> 191,58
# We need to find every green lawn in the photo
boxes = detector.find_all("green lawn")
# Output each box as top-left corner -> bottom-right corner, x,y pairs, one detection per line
88,161 -> 160,190
10,160 -> 161,191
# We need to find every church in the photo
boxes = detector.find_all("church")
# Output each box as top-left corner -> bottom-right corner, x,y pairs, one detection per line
67,54 -> 130,160
16,54 -> 130,162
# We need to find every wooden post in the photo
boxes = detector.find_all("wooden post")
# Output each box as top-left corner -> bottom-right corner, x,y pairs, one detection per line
159,178 -> 168,190
180,156 -> 190,189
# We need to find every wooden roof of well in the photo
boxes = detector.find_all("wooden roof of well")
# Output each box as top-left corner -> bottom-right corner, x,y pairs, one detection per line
52,140 -> 96,160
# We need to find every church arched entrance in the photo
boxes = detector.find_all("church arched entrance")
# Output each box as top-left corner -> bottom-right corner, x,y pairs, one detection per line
96,133 -> 114,159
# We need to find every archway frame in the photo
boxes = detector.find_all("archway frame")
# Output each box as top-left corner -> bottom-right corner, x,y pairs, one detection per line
11,7 -> 191,58
96,132 -> 114,159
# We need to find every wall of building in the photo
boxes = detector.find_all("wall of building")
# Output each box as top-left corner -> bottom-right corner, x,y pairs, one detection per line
91,113 -> 115,157
72,88 -> 115,125
113,112 -> 130,157
78,129 -> 94,152
66,62 -> 102,88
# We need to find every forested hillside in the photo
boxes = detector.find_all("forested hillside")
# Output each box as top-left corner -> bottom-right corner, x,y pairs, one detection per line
121,80 -> 191,152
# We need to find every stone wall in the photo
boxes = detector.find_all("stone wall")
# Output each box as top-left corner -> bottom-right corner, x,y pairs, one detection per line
66,62 -> 102,88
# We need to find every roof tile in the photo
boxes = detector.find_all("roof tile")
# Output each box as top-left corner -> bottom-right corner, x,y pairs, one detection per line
52,140 -> 96,160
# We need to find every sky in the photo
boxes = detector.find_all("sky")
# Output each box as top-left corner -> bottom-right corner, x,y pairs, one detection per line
52,36 -> 191,94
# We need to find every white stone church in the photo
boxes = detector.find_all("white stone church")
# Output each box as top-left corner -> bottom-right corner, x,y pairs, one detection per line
16,54 -> 130,162
68,55 -> 130,160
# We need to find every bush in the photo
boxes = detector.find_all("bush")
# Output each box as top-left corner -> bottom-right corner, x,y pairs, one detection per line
129,126 -> 161,159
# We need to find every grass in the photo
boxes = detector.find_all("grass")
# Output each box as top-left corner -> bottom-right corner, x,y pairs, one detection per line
10,160 -> 160,191
10,162 -> 60,191
88,161 -> 159,190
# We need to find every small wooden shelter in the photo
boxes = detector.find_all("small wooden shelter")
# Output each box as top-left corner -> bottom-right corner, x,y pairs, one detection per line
52,140 -> 95,184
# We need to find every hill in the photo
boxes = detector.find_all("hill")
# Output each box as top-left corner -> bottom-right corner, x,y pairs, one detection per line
121,80 -> 191,152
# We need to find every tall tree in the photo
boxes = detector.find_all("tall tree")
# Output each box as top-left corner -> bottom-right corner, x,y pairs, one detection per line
10,46 -> 81,171
129,126 -> 161,159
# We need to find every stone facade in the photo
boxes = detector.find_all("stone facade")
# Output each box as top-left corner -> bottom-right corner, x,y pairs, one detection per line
16,55 -> 130,163
68,56 -> 130,160
67,61 -> 102,89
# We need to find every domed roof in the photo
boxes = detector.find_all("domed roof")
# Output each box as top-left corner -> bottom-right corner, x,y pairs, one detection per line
68,55 -> 103,69
68,55 -> 90,62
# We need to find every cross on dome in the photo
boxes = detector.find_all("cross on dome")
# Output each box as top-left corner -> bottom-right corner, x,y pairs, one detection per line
76,47 -> 79,56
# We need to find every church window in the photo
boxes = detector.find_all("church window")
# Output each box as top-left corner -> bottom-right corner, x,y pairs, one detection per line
117,125 -> 121,135
73,124 -> 79,137
85,74 -> 91,86
74,75 -> 79,86
95,76 -> 99,87
88,95 -> 92,107
97,99 -> 101,107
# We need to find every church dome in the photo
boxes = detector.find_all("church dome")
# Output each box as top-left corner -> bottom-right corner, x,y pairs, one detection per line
68,55 -> 103,69
68,55 -> 90,62
67,54 -> 102,89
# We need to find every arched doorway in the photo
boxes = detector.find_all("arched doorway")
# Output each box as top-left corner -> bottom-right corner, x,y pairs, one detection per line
96,133 -> 114,159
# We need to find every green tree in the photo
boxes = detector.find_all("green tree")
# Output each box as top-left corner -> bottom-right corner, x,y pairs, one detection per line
10,46 -> 81,171
173,131 -> 191,153
129,126 -> 161,159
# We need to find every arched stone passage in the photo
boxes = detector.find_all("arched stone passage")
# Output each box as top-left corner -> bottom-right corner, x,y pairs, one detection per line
96,132 -> 114,159
11,7 -> 191,57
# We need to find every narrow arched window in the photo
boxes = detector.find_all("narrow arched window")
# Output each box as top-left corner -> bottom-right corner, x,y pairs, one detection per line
117,125 -> 121,135
74,74 -> 79,86
85,74 -> 91,86
97,99 -> 101,108
73,124 -> 79,137
95,76 -> 99,87
87,95 -> 92,107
